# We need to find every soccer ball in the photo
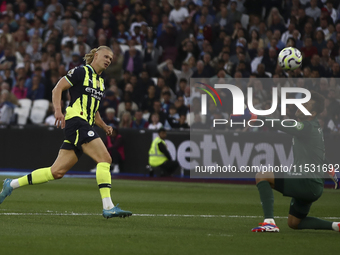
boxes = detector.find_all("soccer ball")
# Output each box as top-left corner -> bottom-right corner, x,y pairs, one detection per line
278,47 -> 302,70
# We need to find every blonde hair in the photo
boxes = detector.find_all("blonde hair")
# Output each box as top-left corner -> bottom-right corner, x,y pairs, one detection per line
83,46 -> 112,65
119,111 -> 132,128
266,7 -> 284,27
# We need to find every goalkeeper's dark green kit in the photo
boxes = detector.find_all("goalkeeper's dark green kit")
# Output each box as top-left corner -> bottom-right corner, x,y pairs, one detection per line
260,117 -> 325,218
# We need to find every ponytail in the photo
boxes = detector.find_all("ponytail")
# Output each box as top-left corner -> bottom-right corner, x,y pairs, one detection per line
83,46 -> 112,65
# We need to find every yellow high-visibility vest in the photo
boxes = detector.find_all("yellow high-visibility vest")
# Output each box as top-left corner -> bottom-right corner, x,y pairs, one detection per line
148,136 -> 168,167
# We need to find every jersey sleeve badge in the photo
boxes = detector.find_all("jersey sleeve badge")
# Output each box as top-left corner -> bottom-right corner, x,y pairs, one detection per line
296,122 -> 304,130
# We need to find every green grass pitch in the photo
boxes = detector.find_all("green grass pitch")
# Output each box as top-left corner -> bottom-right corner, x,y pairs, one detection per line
0,177 -> 339,255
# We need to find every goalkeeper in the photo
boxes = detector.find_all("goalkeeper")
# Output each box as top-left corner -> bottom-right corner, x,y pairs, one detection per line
233,91 -> 340,232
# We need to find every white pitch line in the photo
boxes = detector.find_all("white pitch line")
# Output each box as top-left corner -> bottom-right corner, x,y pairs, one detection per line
0,212 -> 339,220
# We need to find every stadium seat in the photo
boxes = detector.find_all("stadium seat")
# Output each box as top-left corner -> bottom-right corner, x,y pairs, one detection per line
29,99 -> 50,124
241,14 -> 249,29
14,99 -> 32,125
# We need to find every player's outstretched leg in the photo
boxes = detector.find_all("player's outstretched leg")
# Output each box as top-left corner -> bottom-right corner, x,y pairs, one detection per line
288,214 -> 340,232
252,172 -> 279,232
0,179 -> 13,204
0,150 -> 78,205
0,167 -> 54,204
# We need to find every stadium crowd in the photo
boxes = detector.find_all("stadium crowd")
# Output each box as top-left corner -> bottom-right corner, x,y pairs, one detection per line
0,0 -> 340,133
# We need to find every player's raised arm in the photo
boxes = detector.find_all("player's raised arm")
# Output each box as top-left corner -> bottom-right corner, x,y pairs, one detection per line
52,77 -> 72,129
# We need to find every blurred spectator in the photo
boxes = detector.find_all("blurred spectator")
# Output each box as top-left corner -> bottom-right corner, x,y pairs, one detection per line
116,22 -> 130,45
11,77 -> 27,100
192,60 -> 208,78
158,60 -> 178,93
130,24 -> 144,45
272,30 -> 285,50
202,53 -> 215,77
103,108 -> 119,128
122,45 -> 143,75
161,91 -> 173,115
99,90 -> 119,116
175,39 -> 200,70
320,48 -> 331,70
327,39 -> 338,58
131,110 -> 149,129
149,100 -> 167,125
117,70 -> 131,91
112,0 -> 128,16
290,31 -> 303,49
165,105 -> 180,129
177,114 -> 190,129
0,47 -> 16,71
135,70 -> 155,104
313,30 -> 327,55
227,1 -> 242,24
176,20 -> 194,47
330,62 -> 340,77
176,78 -> 187,97
157,23 -> 177,62
261,47 -> 277,75
26,75 -> 45,100
61,26 -> 77,47
0,89 -> 14,124
301,37 -> 319,60
119,111 -> 132,128
251,48 -> 265,73
309,54 -> 327,77
281,23 -> 296,45
169,0 -> 189,26
118,100 -> 135,120
143,39 -> 160,77
105,127 -> 125,173
103,47 -> 123,82
1,81 -> 18,105
305,0 -> 321,21
175,62 -> 193,89
148,113 -> 163,130
141,85 -> 159,113
214,6 -> 233,35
